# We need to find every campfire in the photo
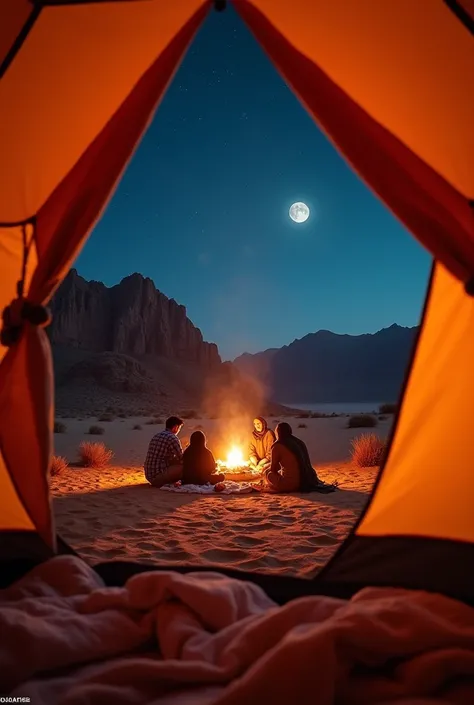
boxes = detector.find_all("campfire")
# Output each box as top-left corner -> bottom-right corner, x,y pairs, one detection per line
216,445 -> 249,473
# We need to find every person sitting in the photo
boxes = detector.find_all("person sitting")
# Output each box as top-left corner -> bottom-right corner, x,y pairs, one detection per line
182,430 -> 225,485
263,422 -> 336,493
144,416 -> 184,488
248,416 -> 275,472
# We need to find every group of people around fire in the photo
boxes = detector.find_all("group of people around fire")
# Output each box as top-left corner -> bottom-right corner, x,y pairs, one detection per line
144,415 -> 335,494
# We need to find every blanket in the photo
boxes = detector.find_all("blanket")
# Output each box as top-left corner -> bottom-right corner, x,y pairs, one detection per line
2,555 -> 474,704
160,480 -> 254,494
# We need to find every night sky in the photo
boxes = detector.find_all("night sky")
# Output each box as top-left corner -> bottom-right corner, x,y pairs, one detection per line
76,4 -> 431,361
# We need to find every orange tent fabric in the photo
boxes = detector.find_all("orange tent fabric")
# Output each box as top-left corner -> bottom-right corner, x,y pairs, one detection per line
0,0 -> 473,591
0,0 -> 209,544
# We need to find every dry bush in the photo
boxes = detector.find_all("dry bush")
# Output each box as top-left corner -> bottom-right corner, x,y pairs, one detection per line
98,413 -> 114,422
351,433 -> 386,467
180,409 -> 198,419
146,417 -> 163,425
79,441 -> 113,468
379,403 -> 397,415
50,455 -> 68,476
347,414 -> 377,429
297,412 -> 311,418
88,425 -> 105,435
54,420 -> 67,434
133,424 -> 142,430
298,423 -> 307,428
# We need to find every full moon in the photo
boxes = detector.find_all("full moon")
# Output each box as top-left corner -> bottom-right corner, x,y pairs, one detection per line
289,201 -> 310,223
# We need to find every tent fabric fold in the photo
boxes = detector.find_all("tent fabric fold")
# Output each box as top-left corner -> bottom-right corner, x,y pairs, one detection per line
0,0 -> 474,603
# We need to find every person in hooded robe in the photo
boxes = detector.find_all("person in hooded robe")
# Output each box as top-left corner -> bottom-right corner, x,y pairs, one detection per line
248,416 -> 276,472
181,430 -> 225,485
261,422 -> 337,493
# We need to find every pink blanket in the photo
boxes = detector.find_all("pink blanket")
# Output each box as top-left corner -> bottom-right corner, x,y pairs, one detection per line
1,555 -> 474,704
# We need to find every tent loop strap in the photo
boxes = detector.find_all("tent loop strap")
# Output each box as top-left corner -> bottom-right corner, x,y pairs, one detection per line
0,223 -> 51,347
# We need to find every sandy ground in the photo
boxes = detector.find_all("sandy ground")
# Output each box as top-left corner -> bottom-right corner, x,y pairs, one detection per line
52,415 -> 392,577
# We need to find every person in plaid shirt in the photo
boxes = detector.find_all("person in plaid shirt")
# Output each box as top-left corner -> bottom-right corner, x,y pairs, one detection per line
144,416 -> 184,487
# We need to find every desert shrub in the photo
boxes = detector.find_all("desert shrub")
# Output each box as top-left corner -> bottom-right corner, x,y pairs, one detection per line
379,403 -> 397,415
54,420 -> 67,434
298,423 -> 307,428
50,455 -> 68,476
118,412 -> 128,418
351,433 -> 387,467
133,424 -> 142,430
180,409 -> 198,419
98,413 -> 114,422
146,417 -> 163,425
88,425 -> 105,435
378,415 -> 387,421
347,414 -> 377,429
297,412 -> 311,418
79,441 -> 113,468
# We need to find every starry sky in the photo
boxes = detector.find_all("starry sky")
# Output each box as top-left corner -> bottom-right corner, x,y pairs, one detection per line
76,4 -> 431,361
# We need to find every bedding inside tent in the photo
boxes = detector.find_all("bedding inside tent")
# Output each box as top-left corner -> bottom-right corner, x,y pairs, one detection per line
1,0 -> 474,636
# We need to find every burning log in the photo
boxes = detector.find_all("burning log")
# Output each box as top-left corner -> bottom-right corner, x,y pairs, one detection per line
216,446 -> 261,478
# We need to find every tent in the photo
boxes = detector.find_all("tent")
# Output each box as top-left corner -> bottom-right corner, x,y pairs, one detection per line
0,0 -> 473,605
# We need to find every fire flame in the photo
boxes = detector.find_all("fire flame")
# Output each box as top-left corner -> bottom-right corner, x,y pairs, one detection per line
217,445 -> 248,471
227,446 -> 245,468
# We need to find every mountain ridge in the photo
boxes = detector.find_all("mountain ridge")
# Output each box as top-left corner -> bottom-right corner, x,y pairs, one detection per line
233,324 -> 418,404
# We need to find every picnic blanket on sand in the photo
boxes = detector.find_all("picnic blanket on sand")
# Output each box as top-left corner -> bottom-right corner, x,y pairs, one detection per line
160,480 -> 254,494
2,555 -> 474,704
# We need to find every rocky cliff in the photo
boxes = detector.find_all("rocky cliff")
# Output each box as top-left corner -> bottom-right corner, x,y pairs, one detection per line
50,269 -> 221,369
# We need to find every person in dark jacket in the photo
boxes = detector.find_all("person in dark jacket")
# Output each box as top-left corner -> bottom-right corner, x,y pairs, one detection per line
262,422 -> 337,493
182,431 -> 225,485
248,416 -> 276,472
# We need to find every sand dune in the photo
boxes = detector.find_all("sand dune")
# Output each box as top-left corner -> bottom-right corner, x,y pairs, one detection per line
52,415 -> 389,577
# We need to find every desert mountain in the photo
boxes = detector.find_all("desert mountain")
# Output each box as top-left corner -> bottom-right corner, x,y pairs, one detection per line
50,269 -> 220,367
50,270 -> 221,416
49,270 -> 295,418
234,324 -> 418,404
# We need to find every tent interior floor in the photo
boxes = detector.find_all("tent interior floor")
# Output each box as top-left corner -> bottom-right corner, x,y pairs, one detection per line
2,531 -> 474,608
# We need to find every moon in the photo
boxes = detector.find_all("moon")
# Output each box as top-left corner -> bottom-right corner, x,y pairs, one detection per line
289,201 -> 310,223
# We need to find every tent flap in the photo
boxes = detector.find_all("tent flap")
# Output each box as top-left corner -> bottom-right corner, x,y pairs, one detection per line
0,0 -> 209,546
234,0 -> 474,287
318,261 -> 474,599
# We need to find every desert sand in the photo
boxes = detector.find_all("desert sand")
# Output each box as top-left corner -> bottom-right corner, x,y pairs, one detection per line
52,415 -> 392,577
